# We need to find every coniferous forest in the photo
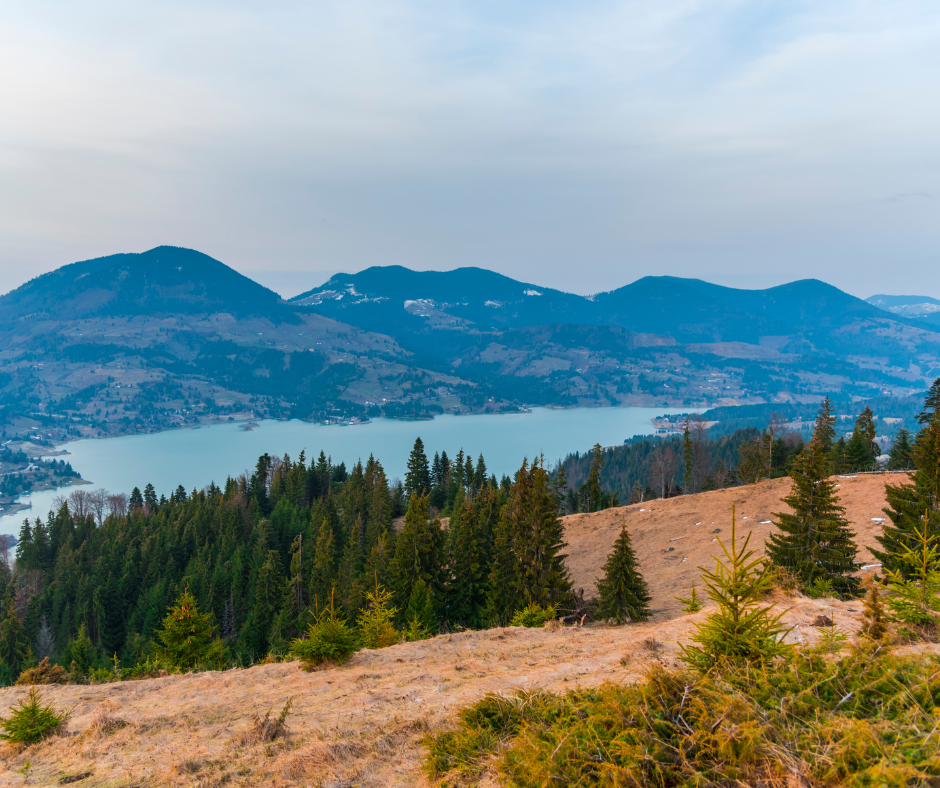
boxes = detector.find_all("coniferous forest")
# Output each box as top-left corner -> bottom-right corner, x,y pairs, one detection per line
0,381 -> 936,685
1,442 -> 574,683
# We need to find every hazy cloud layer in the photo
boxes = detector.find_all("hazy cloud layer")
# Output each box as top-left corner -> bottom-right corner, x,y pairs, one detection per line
2,0 -> 938,298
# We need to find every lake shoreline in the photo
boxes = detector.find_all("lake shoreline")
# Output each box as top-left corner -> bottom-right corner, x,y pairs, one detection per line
1,405 -> 697,529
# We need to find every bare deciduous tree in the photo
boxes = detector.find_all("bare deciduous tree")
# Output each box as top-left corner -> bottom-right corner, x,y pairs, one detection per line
107,493 -> 128,519
0,534 -> 15,568
68,489 -> 89,519
89,489 -> 109,526
649,443 -> 677,499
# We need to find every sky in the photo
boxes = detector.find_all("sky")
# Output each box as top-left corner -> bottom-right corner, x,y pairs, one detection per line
1,0 -> 938,300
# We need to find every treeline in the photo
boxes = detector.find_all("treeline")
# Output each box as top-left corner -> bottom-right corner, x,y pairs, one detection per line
560,402 -> 916,512
0,441 -> 572,684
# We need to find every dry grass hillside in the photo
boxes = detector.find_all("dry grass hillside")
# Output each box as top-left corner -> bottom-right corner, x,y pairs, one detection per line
563,472 -> 904,615
0,473 -> 908,788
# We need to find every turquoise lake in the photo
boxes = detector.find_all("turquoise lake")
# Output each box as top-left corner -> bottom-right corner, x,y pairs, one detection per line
1,406 -> 690,530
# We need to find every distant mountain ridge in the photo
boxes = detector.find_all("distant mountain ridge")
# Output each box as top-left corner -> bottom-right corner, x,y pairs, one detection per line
293,267 -> 896,344
2,246 -> 940,448
0,246 -> 286,322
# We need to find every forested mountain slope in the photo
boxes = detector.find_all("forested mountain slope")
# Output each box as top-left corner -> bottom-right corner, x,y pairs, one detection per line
2,247 -> 939,446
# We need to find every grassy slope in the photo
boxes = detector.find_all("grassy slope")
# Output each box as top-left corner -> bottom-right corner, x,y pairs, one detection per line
0,474 -> 910,787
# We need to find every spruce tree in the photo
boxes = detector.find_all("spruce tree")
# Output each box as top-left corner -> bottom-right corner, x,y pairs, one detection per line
157,586 -> 216,670
816,396 -> 836,455
389,493 -> 442,622
682,419 -> 695,494
875,392 -> 940,575
0,594 -> 29,684
887,428 -> 913,470
595,525 -> 651,623
586,443 -> 605,512
511,458 -> 571,608
309,518 -> 335,612
405,438 -> 431,498
767,424 -> 859,597
444,493 -> 487,629
403,577 -> 436,636
918,376 -> 940,425
681,507 -> 791,671
844,429 -> 873,472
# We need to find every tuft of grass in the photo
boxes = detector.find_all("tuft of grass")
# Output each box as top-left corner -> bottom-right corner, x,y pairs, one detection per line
0,687 -> 71,744
239,698 -> 293,745
427,646 -> 940,787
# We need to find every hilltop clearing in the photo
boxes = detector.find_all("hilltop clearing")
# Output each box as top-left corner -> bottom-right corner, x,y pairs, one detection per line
0,472 -> 907,787
562,472 -> 900,614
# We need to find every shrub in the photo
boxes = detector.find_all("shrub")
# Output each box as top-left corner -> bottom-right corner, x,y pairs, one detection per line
510,604 -> 558,628
16,657 -> 69,686
289,593 -> 359,667
0,687 -> 70,743
805,577 -> 836,599
357,584 -> 400,650
427,647 -> 940,787
676,585 -> 703,613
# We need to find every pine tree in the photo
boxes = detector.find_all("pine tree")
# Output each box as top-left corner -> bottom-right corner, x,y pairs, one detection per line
0,594 -> 29,684
767,426 -> 859,597
595,525 -> 650,623
389,493 -> 442,621
888,428 -> 915,470
586,443 -> 605,512
917,376 -> 940,425
309,517 -> 335,612
681,507 -> 791,671
403,577 -> 436,635
157,586 -> 216,670
875,394 -> 940,575
405,438 -> 431,498
844,429 -> 873,472
884,510 -> 940,629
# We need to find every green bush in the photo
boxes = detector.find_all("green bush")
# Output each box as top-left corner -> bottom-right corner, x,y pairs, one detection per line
0,687 -> 70,743
510,604 -> 558,628
289,594 -> 359,667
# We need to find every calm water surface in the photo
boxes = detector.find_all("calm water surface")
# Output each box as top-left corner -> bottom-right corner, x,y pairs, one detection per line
2,406 -> 690,530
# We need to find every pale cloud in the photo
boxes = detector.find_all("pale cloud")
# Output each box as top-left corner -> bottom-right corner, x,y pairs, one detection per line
1,0 -> 938,299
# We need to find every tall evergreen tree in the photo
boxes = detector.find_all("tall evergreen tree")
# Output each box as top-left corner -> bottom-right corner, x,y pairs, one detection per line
918,376 -> 940,425
389,493 -> 442,622
767,424 -> 859,596
0,593 -> 29,684
586,443 -> 605,512
596,525 -> 651,623
887,428 -> 915,470
405,438 -> 431,498
875,390 -> 940,575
